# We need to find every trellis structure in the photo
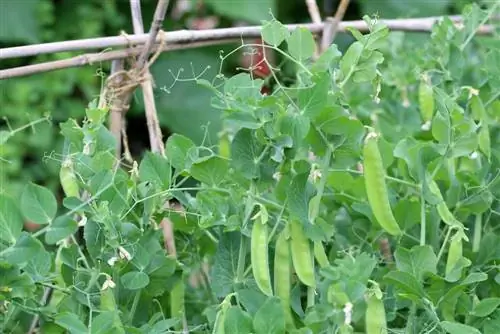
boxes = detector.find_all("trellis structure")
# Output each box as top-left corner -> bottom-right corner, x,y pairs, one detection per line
1,1 -> 498,332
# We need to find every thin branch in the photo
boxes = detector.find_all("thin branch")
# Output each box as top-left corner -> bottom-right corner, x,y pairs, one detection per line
321,0 -> 351,52
0,15 -> 489,60
108,59 -> 127,160
129,0 -> 166,155
0,39 -> 235,79
137,0 -> 170,69
305,0 -> 322,60
306,0 -> 322,24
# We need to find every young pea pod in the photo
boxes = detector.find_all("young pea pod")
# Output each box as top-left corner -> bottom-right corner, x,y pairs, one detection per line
170,278 -> 186,329
365,288 -> 388,334
419,76 -> 434,123
289,219 -> 316,287
60,158 -> 79,198
251,213 -> 273,296
445,229 -> 468,281
478,125 -> 491,161
427,178 -> 463,229
363,133 -> 402,236
313,241 -> 329,268
274,231 -> 295,329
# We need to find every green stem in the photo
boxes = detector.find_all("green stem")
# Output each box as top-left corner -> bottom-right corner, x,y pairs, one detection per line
460,1 -> 500,51
129,290 -> 141,323
473,214 -> 482,253
236,235 -> 247,284
329,168 -> 420,188
437,226 -> 453,262
306,286 -> 315,309
420,188 -> 426,246
310,146 -> 333,223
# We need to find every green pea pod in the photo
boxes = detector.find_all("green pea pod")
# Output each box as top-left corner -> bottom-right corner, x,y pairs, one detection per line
427,178 -> 463,229
313,241 -> 329,268
251,220 -> 273,296
100,286 -> 125,331
171,278 -> 186,329
470,94 -> 486,121
363,133 -> 402,236
100,286 -> 117,311
445,231 -> 463,278
60,159 -> 79,198
478,125 -> 491,161
212,309 -> 226,334
274,231 -> 295,329
419,77 -> 434,123
290,219 -> 316,287
365,292 -> 388,334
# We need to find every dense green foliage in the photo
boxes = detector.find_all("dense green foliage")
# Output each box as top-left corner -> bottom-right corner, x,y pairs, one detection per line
0,0 -> 483,199
1,1 -> 500,333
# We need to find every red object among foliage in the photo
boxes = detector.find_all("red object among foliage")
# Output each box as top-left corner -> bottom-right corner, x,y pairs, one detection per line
240,38 -> 273,95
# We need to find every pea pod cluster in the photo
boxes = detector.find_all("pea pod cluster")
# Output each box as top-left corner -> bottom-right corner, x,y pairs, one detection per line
363,132 -> 402,236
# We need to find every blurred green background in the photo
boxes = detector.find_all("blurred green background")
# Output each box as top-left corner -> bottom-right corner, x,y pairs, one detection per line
0,0 -> 479,201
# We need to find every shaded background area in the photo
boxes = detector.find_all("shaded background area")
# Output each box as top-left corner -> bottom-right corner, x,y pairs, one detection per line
0,0 -> 478,199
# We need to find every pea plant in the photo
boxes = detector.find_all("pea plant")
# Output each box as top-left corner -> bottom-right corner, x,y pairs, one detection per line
1,4 -> 500,334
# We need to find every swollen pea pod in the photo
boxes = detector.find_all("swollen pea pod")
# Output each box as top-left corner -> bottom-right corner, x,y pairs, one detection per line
60,158 -> 79,198
313,241 -> 329,268
365,288 -> 388,334
445,230 -> 466,279
170,278 -> 186,329
274,230 -> 295,329
251,212 -> 273,296
289,219 -> 316,287
427,178 -> 463,229
419,75 -> 435,124
363,132 -> 402,236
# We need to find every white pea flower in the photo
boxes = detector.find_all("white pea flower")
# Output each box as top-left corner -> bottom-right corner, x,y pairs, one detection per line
421,121 -> 432,131
101,276 -> 116,290
118,246 -> 132,261
107,256 -> 119,266
343,302 -> 353,325
78,214 -> 87,227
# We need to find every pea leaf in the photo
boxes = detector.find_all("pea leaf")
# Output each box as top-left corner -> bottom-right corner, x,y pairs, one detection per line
224,307 -> 253,333
166,134 -> 196,172
121,271 -> 150,290
286,27 -> 316,61
139,151 -> 171,190
190,156 -> 228,186
471,298 -> 500,317
55,312 -> 88,334
20,183 -> 57,225
253,297 -> 286,334
3,233 -> 45,268
211,232 -> 240,298
394,245 -> 437,283
45,215 -> 79,245
384,271 -> 426,300
261,20 -> 289,47
0,194 -> 23,244
297,73 -> 330,119
231,128 -> 265,179
440,321 -> 481,334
